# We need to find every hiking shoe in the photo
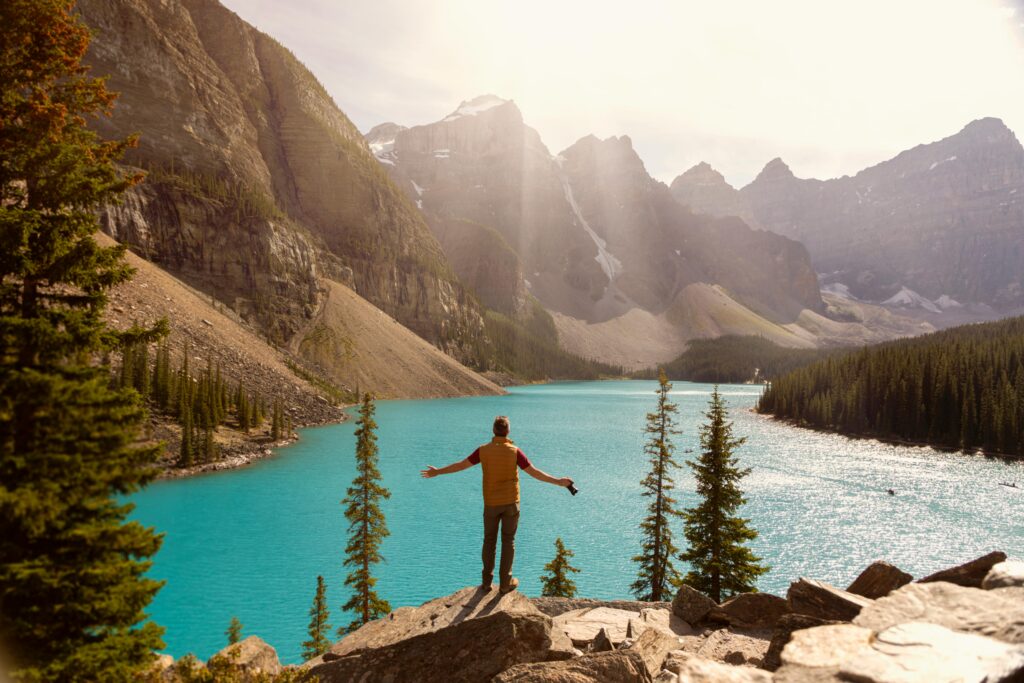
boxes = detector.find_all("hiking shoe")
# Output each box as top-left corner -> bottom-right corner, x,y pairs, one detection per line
479,582 -> 493,592
499,577 -> 519,594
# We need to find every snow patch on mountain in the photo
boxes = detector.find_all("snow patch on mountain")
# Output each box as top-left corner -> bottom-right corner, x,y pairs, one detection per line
822,282 -> 856,299
883,286 -> 942,313
928,155 -> 957,171
443,95 -> 509,122
935,294 -> 963,309
559,175 -> 622,281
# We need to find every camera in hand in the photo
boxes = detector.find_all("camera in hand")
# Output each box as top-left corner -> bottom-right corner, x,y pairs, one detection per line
567,481 -> 578,496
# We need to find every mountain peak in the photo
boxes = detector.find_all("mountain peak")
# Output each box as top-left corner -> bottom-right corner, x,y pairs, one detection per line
954,117 -> 1020,148
753,157 -> 795,183
674,161 -> 731,188
442,94 -> 514,122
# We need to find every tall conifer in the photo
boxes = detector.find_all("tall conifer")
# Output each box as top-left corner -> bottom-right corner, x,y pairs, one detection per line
540,538 -> 581,598
0,1 -> 166,678
340,393 -> 391,634
631,370 -> 685,601
680,387 -> 768,602
302,575 -> 332,660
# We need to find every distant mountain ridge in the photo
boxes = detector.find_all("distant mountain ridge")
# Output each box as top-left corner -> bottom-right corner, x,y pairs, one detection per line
671,118 -> 1024,311
368,96 -> 929,367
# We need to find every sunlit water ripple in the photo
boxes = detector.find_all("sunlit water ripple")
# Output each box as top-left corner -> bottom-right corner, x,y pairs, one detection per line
128,380 -> 1024,663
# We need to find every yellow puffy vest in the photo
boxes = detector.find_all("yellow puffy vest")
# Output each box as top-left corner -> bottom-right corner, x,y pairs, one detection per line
479,437 -> 520,506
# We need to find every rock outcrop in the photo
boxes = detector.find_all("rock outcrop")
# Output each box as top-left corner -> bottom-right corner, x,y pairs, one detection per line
670,119 -> 1024,312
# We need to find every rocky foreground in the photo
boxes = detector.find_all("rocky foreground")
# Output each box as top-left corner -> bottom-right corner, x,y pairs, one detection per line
152,551 -> 1024,682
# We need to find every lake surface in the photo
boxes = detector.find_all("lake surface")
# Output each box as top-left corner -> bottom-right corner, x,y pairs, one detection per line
129,380 -> 1024,664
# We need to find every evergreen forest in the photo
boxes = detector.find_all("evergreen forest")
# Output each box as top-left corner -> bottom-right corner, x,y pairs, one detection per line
757,317 -> 1024,456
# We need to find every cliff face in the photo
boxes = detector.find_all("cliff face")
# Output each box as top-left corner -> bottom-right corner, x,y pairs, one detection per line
370,96 -> 821,328
78,0 -> 484,355
671,119 -> 1024,308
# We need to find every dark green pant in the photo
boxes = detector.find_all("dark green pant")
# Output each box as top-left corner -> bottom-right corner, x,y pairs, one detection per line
482,503 -> 520,587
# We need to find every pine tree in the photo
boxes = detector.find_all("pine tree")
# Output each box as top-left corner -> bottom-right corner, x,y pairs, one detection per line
540,538 -> 581,598
0,1 -> 166,678
180,402 -> 194,467
226,616 -> 243,645
680,387 -> 768,602
302,575 -> 333,660
631,370 -> 685,601
272,397 -> 284,441
340,393 -> 392,634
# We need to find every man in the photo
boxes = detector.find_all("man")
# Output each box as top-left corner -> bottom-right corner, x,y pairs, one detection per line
420,415 -> 573,594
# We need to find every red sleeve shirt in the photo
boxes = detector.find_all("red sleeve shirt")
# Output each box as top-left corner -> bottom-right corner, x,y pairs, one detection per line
466,448 -> 532,469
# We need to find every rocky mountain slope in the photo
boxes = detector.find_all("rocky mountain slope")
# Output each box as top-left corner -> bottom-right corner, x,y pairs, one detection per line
78,0 -> 486,365
671,118 -> 1024,315
101,231 -> 500,471
370,98 -> 928,368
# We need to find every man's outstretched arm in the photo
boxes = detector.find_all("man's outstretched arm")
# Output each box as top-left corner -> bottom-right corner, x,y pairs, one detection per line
525,465 -> 572,488
421,458 -> 475,478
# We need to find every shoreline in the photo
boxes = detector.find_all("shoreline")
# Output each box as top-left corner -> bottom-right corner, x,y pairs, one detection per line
154,406 -> 353,480
754,410 -> 1024,462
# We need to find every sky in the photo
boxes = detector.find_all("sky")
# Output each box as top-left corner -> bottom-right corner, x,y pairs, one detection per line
220,0 -> 1024,187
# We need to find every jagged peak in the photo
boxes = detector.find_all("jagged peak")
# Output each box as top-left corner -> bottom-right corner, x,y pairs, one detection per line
441,94 -> 516,122
960,117 -> 1012,136
753,157 -> 795,183
673,161 -> 731,189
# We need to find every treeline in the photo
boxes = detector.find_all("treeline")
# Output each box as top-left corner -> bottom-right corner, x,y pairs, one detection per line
118,342 -> 292,467
635,335 -> 843,384
757,317 -> 1024,456
477,311 -> 623,380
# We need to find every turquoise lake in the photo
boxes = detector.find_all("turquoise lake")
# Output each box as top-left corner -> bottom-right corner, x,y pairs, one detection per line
129,380 -> 1024,664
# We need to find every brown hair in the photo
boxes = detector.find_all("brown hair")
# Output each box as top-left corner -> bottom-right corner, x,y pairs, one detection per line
493,415 -> 510,437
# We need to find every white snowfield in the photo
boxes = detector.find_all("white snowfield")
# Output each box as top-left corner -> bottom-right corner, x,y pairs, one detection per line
559,175 -> 623,281
442,95 -> 509,122
882,286 -> 943,314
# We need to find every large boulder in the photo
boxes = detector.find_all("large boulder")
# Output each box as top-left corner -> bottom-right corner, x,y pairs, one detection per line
853,582 -> 1024,644
842,622 -> 1024,682
780,623 -> 874,670
208,636 -> 282,677
672,586 -> 716,625
308,610 -> 572,683
846,560 -> 913,599
554,607 -> 676,648
983,561 -> 1024,590
693,628 -> 771,667
712,592 -> 790,630
637,608 -> 694,638
919,551 -> 1007,588
327,585 -> 542,657
762,613 -> 841,671
623,627 -> 680,676
663,652 -> 774,682
492,650 -> 652,683
554,608 -> 631,647
786,578 -> 872,621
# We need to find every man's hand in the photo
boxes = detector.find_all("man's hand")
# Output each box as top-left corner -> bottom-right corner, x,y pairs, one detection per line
557,477 -> 573,487
420,466 -> 439,478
